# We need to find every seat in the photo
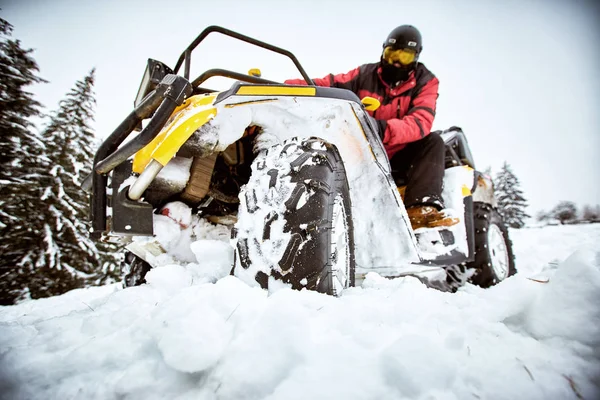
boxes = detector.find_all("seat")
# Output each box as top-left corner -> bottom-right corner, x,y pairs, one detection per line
438,127 -> 476,169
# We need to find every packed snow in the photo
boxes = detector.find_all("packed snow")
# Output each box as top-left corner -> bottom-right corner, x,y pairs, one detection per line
1,223 -> 599,399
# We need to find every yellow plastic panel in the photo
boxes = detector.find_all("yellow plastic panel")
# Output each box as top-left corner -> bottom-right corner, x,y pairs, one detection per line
133,94 -> 217,173
172,94 -> 216,115
236,86 -> 316,96
152,108 -> 216,166
462,184 -> 472,197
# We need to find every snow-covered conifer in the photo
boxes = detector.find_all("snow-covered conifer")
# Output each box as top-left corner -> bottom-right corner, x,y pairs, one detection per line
0,17 -> 46,172
1,68 -> 119,304
0,18 -> 49,304
33,69 -> 120,298
494,162 -> 530,229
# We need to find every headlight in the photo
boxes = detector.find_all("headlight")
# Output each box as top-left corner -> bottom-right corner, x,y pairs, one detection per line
134,59 -> 174,107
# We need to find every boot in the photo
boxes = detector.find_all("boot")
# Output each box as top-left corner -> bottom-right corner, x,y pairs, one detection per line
407,205 -> 460,230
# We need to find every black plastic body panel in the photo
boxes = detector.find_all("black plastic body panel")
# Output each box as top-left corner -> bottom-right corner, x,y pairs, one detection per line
110,161 -> 154,236
214,82 -> 363,106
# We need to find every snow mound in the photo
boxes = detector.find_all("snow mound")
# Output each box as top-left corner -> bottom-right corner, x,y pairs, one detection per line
525,247 -> 600,346
1,224 -> 599,400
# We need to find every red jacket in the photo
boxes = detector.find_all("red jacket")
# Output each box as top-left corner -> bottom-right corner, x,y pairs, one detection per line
285,62 -> 439,159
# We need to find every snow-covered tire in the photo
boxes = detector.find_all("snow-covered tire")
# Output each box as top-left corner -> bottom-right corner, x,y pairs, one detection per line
467,202 -> 516,287
233,137 -> 355,296
121,252 -> 152,287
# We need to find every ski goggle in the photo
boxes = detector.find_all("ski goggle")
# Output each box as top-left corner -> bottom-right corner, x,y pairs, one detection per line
383,46 -> 417,65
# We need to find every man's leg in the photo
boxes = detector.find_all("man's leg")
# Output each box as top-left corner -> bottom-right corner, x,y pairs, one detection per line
391,132 -> 445,208
389,132 -> 458,229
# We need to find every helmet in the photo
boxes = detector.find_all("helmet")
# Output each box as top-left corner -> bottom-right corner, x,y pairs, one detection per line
380,25 -> 423,84
383,25 -> 423,56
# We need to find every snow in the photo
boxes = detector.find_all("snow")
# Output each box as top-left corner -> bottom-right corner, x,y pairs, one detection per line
154,156 -> 193,191
1,224 -> 599,399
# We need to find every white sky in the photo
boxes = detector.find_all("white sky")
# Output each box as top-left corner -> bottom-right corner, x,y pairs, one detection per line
2,0 -> 599,216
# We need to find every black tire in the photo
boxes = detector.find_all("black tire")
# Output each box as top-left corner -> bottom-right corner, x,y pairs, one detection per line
467,202 -> 516,288
121,251 -> 152,287
234,137 -> 355,296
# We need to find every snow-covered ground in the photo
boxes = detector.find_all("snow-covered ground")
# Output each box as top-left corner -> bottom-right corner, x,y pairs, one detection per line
1,223 -> 599,400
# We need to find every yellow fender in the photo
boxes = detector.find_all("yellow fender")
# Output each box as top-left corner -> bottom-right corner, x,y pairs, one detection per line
133,94 -> 217,173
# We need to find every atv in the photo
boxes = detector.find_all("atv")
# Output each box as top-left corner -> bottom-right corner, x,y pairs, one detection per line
83,26 -> 516,295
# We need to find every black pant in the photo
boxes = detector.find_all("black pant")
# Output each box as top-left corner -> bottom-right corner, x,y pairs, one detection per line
389,132 -> 446,209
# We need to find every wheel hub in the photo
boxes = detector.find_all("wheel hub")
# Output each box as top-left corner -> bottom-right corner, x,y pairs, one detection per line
488,224 -> 509,280
330,195 -> 350,295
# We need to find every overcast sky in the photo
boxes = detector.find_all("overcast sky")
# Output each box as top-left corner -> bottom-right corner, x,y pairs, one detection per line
2,0 -> 599,216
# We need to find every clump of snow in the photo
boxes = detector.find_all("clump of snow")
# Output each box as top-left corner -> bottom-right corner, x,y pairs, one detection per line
145,264 -> 192,294
160,201 -> 193,228
133,201 -> 232,267
189,240 -> 234,282
150,213 -> 197,263
154,156 -> 193,191
151,293 -> 233,373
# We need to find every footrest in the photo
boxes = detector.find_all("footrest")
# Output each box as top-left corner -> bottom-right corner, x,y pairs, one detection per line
415,227 -> 455,251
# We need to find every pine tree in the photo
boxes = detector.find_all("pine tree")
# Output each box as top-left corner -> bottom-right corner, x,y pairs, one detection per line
0,18 -> 49,304
28,69 -> 120,299
494,162 -> 531,229
0,17 -> 47,172
1,68 -> 119,304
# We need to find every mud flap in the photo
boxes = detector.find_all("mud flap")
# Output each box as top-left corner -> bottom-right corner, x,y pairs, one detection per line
111,161 -> 154,236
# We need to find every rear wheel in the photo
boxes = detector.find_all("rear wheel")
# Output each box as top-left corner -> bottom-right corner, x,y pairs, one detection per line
467,202 -> 516,287
234,137 -> 355,296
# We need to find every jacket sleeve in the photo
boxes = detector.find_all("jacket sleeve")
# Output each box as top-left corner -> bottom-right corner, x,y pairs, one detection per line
379,77 -> 439,156
284,67 -> 361,92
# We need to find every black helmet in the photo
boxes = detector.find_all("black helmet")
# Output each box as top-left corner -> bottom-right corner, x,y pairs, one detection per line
383,25 -> 423,56
380,25 -> 422,85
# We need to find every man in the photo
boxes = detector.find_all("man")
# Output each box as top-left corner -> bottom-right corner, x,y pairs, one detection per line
285,25 -> 458,229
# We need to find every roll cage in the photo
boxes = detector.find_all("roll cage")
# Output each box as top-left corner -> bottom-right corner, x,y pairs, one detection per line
174,25 -> 315,92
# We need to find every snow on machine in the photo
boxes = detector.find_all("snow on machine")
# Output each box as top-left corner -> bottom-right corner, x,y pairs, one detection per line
83,26 -> 516,294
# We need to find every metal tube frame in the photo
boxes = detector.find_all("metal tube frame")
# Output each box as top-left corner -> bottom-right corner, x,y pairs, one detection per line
174,25 -> 315,86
